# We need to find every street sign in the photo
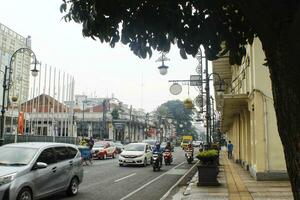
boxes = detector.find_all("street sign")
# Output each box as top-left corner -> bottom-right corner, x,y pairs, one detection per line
169,83 -> 182,95
190,75 -> 202,86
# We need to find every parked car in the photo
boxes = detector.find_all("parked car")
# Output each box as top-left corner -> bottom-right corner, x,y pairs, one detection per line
114,142 -> 124,154
142,139 -> 157,149
0,142 -> 83,200
119,143 -> 153,167
92,141 -> 117,160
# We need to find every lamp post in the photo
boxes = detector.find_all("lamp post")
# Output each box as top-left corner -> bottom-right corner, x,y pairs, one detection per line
0,48 -> 39,146
163,48 -> 225,147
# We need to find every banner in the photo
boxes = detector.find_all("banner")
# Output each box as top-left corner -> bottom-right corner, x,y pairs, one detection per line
18,112 -> 25,134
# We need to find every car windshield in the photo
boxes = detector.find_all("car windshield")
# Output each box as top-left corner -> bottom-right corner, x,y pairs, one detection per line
142,140 -> 156,145
125,144 -> 145,151
0,146 -> 38,166
94,143 -> 105,148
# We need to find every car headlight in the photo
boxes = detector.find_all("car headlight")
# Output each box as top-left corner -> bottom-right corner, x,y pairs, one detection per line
0,173 -> 17,186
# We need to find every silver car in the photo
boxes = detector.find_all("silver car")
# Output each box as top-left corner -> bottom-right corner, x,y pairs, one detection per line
0,142 -> 83,200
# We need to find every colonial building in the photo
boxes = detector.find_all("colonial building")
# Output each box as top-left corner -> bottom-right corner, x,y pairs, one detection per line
213,38 -> 287,180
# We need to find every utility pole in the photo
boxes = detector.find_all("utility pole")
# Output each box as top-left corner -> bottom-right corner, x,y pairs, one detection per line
102,99 -> 106,140
0,66 -> 9,146
205,58 -> 211,147
128,105 -> 132,142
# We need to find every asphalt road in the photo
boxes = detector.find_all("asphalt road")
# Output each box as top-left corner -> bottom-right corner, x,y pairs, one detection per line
44,147 -> 196,200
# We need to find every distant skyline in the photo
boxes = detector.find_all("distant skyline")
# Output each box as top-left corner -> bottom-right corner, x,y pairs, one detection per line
0,0 -> 212,112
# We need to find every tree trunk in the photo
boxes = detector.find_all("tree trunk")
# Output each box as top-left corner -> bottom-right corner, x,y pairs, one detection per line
263,30 -> 300,200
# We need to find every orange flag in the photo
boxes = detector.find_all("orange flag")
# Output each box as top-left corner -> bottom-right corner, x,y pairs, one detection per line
18,112 -> 24,134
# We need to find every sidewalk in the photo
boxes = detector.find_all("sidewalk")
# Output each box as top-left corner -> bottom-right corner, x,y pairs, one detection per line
168,151 -> 293,200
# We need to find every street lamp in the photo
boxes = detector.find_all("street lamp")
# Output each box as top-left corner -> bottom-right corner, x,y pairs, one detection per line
0,48 -> 39,146
156,52 -> 170,75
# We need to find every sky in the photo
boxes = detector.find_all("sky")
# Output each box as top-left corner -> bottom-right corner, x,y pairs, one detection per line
0,0 -> 210,112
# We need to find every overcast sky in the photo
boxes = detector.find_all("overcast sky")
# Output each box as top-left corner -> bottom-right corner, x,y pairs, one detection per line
0,0 -> 210,112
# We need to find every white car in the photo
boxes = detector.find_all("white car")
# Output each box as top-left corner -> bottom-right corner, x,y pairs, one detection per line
119,143 -> 152,167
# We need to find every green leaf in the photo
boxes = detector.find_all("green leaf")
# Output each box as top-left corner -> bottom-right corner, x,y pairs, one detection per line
60,3 -> 67,13
180,48 -> 188,59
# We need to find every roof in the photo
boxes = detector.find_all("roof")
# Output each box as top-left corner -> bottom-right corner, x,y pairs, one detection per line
3,142 -> 76,149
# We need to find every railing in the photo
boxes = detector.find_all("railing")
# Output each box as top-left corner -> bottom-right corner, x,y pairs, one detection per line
3,134 -> 79,145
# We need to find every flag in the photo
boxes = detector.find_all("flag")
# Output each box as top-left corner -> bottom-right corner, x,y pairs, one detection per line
17,112 -> 25,134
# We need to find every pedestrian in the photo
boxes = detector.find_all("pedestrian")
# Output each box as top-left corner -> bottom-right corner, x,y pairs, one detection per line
88,137 -> 94,164
227,140 -> 233,159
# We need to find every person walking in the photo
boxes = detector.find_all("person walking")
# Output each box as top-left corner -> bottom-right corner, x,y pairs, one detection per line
87,137 -> 94,164
227,140 -> 233,159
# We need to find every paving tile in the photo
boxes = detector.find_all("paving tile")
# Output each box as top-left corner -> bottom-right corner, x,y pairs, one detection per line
170,151 -> 294,200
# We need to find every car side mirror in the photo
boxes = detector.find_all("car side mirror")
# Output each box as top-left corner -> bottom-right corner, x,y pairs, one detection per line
33,162 -> 48,170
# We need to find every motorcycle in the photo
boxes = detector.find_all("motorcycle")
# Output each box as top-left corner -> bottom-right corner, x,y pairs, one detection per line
152,152 -> 162,171
163,149 -> 173,165
185,149 -> 194,164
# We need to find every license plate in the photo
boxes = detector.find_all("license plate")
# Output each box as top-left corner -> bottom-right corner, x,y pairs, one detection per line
125,158 -> 133,163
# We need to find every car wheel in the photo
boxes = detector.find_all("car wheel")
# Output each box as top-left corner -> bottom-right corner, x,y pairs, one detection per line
66,177 -> 79,196
17,187 -> 32,200
143,158 -> 147,167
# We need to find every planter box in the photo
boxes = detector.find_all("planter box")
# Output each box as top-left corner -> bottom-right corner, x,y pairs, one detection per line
197,164 -> 220,186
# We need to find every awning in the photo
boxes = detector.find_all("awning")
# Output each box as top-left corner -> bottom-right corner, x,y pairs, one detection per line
212,57 -> 232,111
220,94 -> 248,132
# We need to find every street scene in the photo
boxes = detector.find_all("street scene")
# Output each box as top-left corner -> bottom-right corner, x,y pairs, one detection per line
44,147 -> 192,200
0,1 -> 299,200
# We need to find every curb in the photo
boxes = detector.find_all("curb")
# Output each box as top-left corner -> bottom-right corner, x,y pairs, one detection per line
160,160 -> 199,200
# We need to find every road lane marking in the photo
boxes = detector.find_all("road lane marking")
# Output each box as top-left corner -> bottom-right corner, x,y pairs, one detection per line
120,161 -> 186,200
114,173 -> 136,183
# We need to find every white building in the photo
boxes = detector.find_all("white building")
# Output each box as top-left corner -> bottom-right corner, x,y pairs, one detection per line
0,22 -> 32,104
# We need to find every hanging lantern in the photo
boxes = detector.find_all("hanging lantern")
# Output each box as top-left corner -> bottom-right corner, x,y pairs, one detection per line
183,98 -> 194,109
11,96 -> 18,102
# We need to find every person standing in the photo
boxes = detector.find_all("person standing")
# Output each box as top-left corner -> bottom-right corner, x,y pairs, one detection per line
227,140 -> 233,159
88,137 -> 94,164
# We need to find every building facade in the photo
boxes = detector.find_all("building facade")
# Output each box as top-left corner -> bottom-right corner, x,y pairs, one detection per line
0,22 -> 32,104
213,38 -> 287,180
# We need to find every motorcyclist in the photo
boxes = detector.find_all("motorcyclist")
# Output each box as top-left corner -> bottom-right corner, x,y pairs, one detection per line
152,142 -> 163,165
164,141 -> 172,152
185,142 -> 194,157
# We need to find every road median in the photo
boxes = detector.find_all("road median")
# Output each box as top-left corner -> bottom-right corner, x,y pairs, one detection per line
160,160 -> 199,200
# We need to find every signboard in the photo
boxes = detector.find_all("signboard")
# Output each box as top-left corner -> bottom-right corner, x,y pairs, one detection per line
169,83 -> 182,95
190,75 -> 202,86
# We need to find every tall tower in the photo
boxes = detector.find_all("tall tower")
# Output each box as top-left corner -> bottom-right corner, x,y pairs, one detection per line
0,22 -> 32,105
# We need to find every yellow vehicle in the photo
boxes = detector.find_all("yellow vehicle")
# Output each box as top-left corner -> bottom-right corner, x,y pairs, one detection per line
181,135 -> 193,149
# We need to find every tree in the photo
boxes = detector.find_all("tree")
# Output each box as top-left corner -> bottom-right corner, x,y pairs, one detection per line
61,1 -> 300,198
111,108 -> 120,120
157,100 -> 194,137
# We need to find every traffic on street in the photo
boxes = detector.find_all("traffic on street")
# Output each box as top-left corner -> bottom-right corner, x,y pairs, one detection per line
42,145 -> 196,200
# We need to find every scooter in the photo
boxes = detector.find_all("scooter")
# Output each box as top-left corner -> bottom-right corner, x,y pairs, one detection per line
163,150 -> 173,165
185,150 -> 194,164
152,152 -> 162,171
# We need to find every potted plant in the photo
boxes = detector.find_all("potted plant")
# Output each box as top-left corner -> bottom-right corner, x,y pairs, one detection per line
183,98 -> 194,109
196,150 -> 220,186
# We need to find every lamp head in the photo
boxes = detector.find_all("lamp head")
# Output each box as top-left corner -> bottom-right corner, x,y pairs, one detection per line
158,65 -> 168,75
31,68 -> 39,77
